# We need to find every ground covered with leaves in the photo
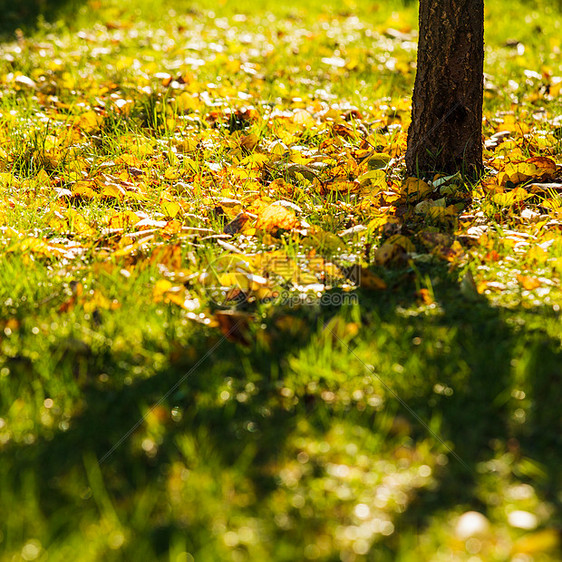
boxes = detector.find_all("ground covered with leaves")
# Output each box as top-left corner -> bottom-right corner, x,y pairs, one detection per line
0,0 -> 561,560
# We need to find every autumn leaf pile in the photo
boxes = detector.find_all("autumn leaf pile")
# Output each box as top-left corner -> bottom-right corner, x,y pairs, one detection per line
0,4 -> 560,323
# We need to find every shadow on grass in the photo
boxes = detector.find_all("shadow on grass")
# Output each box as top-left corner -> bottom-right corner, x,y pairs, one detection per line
0,263 -> 561,558
0,0 -> 83,38
380,281 -> 562,556
0,304 -> 328,557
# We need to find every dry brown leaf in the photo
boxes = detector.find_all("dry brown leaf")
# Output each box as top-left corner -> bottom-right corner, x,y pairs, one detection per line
215,310 -> 253,346
359,268 -> 387,290
224,212 -> 250,235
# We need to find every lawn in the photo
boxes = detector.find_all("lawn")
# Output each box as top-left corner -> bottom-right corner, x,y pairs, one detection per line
0,0 -> 561,560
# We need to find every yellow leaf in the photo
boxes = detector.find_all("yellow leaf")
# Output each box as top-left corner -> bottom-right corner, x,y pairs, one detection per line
35,169 -> 51,187
527,156 -> 557,178
292,109 -> 316,128
182,158 -> 198,174
161,199 -> 181,218
165,291 -> 199,311
49,213 -> 68,232
229,167 -> 260,180
365,153 -> 392,170
69,212 -> 97,237
217,272 -> 250,291
174,137 -> 198,153
108,211 -> 141,230
499,157 -> 557,186
164,166 -> 180,180
526,245 -> 548,264
367,215 -> 396,233
14,237 -> 52,258
117,153 -> 142,167
82,290 -> 119,313
0,172 -> 15,186
303,229 -> 343,253
153,279 -> 174,302
240,153 -> 269,166
101,183 -> 125,200
256,204 -> 300,232
111,235 -> 154,258
446,241 -> 465,262
497,115 -> 530,135
492,187 -> 531,206
239,133 -> 259,151
76,110 -> 102,133
357,169 -> 387,187
175,92 -> 200,112
425,206 -> 452,221
400,177 -> 432,201
73,181 -> 97,199
162,220 -> 182,237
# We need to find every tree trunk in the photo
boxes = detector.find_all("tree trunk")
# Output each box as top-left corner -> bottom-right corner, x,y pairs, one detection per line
406,0 -> 484,178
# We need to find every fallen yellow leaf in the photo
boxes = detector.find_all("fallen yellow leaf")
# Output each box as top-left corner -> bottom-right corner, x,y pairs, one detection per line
400,177 -> 432,202
256,203 -> 300,232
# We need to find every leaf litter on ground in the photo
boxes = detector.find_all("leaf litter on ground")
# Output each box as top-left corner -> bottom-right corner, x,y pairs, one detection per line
0,0 -> 561,559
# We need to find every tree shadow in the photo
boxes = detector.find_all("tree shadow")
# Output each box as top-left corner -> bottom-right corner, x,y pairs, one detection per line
0,304 -> 336,557
1,260 -> 560,559
378,269 -> 562,556
0,0 -> 83,38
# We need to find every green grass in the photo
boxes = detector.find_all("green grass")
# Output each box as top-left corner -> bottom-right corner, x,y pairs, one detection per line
0,0 -> 561,560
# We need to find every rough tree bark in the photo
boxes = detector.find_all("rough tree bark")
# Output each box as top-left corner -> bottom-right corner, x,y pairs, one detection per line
406,0 -> 484,178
